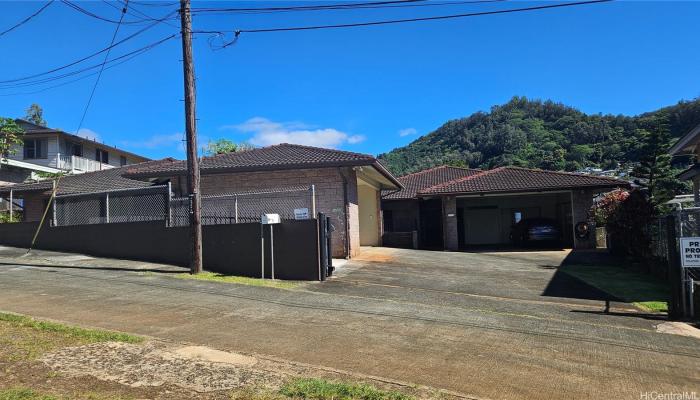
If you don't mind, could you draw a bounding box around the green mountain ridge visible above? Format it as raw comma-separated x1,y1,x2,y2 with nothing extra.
378,96,700,177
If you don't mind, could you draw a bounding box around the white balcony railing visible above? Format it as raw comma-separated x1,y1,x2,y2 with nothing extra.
56,154,115,173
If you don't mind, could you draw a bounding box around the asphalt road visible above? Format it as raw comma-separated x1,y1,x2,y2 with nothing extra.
0,246,697,399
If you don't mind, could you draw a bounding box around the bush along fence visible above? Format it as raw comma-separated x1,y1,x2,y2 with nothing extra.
596,189,698,319
0,185,332,281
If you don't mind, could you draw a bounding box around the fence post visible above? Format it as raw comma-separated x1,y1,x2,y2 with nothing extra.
8,189,12,223
105,192,110,224
666,215,684,319
52,196,57,227
166,182,172,227
311,185,316,218
235,195,238,224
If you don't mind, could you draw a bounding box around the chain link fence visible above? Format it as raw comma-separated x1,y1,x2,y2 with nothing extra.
650,209,700,318
52,184,317,228
169,185,316,227
53,185,170,227
676,208,700,283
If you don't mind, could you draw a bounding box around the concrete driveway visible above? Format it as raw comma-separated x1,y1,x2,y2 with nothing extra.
0,245,697,399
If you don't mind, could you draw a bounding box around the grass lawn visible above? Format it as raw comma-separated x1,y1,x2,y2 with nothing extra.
173,271,301,289
560,264,670,312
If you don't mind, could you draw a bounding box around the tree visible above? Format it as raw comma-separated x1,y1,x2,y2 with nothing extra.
631,114,685,210
0,117,24,169
24,104,47,127
204,139,255,155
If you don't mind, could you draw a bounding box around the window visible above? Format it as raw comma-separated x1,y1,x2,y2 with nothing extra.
513,210,523,224
23,138,47,159
95,148,109,164
65,141,82,157
120,156,127,166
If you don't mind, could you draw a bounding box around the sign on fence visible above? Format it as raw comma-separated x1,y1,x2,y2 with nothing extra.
679,237,700,267
294,208,310,220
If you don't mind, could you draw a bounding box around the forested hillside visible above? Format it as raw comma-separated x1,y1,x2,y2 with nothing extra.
378,97,700,176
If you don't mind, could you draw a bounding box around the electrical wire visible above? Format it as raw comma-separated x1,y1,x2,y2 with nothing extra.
0,0,54,38
75,0,129,134
0,10,177,85
62,0,177,25
192,0,508,15
0,34,177,89
191,0,425,13
197,0,612,37
0,38,174,96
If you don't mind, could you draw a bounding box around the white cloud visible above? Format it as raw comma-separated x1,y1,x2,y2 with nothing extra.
76,128,100,141
398,128,417,137
225,117,365,149
120,133,183,150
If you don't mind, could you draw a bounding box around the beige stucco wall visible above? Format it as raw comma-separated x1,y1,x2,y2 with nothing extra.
358,180,380,246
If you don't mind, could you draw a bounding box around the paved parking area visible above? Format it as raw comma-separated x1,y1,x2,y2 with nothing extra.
0,246,697,399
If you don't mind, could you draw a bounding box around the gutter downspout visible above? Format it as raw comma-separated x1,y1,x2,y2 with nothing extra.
339,167,351,259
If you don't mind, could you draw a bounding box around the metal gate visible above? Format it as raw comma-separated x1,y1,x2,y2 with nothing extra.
318,213,334,280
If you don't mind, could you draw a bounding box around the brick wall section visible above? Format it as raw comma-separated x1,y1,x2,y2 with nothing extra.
171,167,359,258
571,188,596,249
443,195,459,251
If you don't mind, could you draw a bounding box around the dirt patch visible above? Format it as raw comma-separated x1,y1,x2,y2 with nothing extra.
41,341,287,393
656,321,700,339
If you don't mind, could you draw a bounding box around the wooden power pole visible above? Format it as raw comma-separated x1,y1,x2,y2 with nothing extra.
179,0,203,274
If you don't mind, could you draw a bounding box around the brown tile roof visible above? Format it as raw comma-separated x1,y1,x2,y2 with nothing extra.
125,143,402,187
383,166,481,200
0,159,175,196
419,166,630,195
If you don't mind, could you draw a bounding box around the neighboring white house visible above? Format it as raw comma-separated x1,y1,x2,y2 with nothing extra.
1,119,149,186
669,122,700,205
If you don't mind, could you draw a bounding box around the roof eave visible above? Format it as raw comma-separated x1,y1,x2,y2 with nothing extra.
417,183,631,197
670,123,700,155
126,159,402,184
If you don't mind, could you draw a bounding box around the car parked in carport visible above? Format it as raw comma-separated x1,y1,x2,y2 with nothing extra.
510,217,561,246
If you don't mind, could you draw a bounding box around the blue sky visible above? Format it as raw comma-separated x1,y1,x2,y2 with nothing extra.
0,1,699,160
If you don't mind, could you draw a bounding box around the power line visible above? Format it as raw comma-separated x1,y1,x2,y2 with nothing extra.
191,0,425,13
62,0,177,25
0,38,173,97
0,10,177,85
0,0,54,38
0,34,177,90
192,0,507,15
129,0,179,7
75,0,131,134
198,0,612,36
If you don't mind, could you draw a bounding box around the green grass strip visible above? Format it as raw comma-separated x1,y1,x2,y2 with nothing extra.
561,264,669,312
173,271,300,289
0,388,59,400
0,313,142,344
280,378,414,400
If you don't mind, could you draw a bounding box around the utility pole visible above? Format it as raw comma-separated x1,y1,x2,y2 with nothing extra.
179,0,202,274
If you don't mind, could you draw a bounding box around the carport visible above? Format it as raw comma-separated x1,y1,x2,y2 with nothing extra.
382,166,629,251
456,191,573,248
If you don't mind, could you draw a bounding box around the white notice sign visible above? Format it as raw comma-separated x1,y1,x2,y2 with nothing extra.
680,237,700,268
294,208,310,220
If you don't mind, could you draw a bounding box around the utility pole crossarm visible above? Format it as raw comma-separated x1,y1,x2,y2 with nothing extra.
179,0,203,274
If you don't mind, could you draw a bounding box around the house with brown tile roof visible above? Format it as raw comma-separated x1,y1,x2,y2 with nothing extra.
2,144,401,258
125,143,402,258
382,165,629,250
